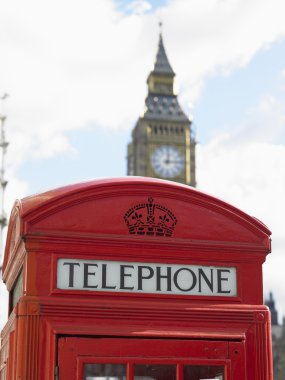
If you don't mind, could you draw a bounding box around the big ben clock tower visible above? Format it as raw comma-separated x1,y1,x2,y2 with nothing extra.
127,30,196,187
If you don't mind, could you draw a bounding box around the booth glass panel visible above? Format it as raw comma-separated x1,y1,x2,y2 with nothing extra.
134,364,176,380
184,365,224,380
83,363,126,380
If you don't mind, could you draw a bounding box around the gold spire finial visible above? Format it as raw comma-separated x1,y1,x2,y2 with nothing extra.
159,21,163,35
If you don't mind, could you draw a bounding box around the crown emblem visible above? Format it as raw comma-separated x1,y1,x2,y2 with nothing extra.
124,197,177,237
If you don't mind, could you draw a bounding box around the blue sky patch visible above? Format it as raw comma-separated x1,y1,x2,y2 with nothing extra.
115,0,169,14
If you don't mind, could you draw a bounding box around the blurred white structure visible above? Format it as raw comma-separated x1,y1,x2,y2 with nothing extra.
0,93,8,262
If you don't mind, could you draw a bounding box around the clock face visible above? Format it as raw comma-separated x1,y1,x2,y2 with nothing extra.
151,145,184,178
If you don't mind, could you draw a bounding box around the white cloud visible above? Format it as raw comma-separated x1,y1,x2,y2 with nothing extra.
198,139,285,230
126,0,152,15
197,93,285,320
158,0,285,101
1,0,285,142
198,138,285,319
206,95,285,147
1,0,285,185
197,92,285,231
2,0,285,208
0,283,8,330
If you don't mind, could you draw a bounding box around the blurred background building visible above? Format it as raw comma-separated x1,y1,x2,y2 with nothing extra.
127,31,196,187
266,293,285,379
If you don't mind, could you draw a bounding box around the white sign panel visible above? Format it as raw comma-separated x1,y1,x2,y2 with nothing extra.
57,259,237,297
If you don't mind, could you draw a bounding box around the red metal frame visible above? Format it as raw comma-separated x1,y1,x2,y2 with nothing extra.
58,337,236,379
0,178,273,380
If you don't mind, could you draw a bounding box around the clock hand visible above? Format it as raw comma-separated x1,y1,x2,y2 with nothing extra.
166,147,170,162
164,157,183,164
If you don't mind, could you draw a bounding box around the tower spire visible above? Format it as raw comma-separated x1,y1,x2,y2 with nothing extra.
152,25,175,76
147,28,175,96
159,21,163,36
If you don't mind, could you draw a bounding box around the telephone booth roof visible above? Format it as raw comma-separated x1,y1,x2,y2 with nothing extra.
2,177,271,276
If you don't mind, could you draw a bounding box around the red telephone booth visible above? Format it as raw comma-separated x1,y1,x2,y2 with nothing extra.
0,177,273,379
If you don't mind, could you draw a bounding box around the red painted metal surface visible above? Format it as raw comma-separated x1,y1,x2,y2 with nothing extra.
58,337,243,379
0,178,273,379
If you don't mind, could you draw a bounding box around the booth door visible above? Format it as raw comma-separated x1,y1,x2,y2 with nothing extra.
58,337,244,380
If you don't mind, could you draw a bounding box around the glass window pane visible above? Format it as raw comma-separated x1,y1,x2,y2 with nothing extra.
134,364,176,380
184,365,224,380
84,363,126,380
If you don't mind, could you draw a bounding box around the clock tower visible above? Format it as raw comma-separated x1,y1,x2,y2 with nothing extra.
127,31,196,186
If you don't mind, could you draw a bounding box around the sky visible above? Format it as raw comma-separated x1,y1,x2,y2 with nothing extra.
0,0,285,327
